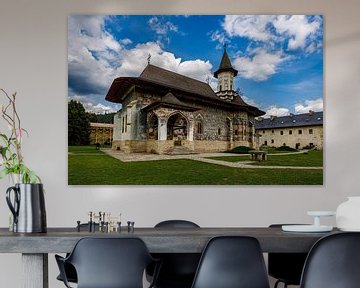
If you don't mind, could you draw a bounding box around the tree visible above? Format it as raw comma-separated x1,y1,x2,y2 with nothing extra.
68,100,90,145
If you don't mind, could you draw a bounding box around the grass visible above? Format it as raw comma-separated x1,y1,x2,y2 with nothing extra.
263,147,298,154
68,146,323,185
206,150,323,167
251,150,323,167
206,155,250,162
68,145,105,154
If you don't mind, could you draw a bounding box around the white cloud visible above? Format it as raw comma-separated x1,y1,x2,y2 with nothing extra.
119,38,132,46
221,15,322,52
68,16,124,95
233,49,290,81
241,95,259,107
117,42,214,83
147,16,181,45
295,98,323,114
148,16,179,35
209,30,229,45
69,95,119,114
222,15,275,41
68,16,213,98
273,15,321,50
265,106,290,117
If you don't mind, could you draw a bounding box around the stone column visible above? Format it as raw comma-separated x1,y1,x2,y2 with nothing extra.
188,120,194,141
228,118,234,149
158,117,167,140
252,123,256,148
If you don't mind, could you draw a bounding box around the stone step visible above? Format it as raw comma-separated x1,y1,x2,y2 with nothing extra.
165,146,197,155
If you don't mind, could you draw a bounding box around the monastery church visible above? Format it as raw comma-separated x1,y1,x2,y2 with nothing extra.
105,49,265,154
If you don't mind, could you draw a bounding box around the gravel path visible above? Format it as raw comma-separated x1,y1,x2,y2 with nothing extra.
101,149,323,170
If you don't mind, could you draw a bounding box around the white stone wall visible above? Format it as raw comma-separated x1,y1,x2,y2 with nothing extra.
257,125,323,149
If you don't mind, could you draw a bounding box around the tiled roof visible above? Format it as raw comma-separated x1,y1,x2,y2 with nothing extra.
214,49,238,78
139,64,217,99
105,64,264,116
255,111,323,129
142,92,199,112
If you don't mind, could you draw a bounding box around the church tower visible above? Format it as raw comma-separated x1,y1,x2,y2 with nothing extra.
214,47,238,101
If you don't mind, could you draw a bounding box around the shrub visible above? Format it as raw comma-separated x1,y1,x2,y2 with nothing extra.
275,145,298,152
227,146,253,154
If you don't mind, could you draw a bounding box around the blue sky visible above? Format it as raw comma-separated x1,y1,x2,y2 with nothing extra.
68,15,323,116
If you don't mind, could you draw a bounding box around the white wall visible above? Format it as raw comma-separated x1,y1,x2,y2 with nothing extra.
0,0,360,287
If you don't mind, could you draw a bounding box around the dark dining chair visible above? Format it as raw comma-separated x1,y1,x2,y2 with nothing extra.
55,237,161,288
147,220,201,288
56,223,99,284
268,224,308,288
191,236,270,288
300,232,360,288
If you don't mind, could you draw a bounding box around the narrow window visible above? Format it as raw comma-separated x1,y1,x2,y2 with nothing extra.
125,115,128,132
298,129,302,135
218,128,221,135
280,131,284,135
271,139,274,144
234,130,238,136
263,130,265,134
264,141,268,145
289,130,292,135
122,117,125,133
309,129,313,134
197,122,203,134
272,130,274,134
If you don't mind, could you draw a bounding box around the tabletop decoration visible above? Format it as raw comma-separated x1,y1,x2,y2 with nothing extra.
0,88,46,233
336,197,360,231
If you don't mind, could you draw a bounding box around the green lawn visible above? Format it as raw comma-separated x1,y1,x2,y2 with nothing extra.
206,155,250,162
68,146,323,185
207,150,323,167
251,150,323,167
68,145,105,154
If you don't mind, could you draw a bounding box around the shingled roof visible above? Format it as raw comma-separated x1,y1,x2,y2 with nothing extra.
255,111,323,129
214,49,238,78
142,92,199,112
139,64,216,99
105,64,264,116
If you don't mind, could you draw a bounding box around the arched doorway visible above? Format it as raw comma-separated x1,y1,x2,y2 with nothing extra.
167,113,188,144
148,114,158,140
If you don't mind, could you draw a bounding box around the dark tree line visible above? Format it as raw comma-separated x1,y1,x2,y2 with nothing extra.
87,112,115,124
68,100,90,145
68,100,117,146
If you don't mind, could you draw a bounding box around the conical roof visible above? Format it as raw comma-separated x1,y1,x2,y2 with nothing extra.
214,49,238,78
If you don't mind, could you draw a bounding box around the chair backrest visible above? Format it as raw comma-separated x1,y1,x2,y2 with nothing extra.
300,232,360,288
66,237,154,288
191,236,270,288
268,224,308,285
152,220,201,287
155,220,200,228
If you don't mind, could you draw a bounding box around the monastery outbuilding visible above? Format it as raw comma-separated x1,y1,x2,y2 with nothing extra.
255,111,323,150
105,50,265,154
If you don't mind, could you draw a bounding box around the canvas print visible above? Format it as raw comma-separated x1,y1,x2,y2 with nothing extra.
68,15,323,185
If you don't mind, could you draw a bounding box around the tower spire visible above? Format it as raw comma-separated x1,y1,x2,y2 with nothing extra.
214,47,238,78
214,47,238,100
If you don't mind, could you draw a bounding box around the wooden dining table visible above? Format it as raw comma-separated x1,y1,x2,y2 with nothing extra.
0,226,339,288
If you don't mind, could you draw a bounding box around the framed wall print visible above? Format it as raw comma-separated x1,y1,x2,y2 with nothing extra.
68,15,323,185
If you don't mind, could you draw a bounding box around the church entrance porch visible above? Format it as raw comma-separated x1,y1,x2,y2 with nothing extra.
167,113,188,145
